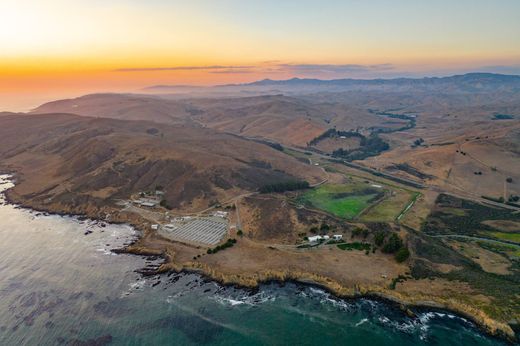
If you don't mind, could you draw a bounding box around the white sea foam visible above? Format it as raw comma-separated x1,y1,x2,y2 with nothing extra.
213,291,276,307
355,318,369,327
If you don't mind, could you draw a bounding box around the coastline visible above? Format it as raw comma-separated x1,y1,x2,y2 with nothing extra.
1,177,517,343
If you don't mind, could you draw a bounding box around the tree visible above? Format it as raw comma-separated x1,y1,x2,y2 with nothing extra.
506,177,513,183
320,223,330,231
160,199,172,210
382,233,403,254
395,247,410,262
374,231,386,246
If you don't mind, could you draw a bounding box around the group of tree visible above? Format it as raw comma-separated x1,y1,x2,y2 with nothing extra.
332,134,390,161
412,138,424,147
308,129,365,146
207,238,237,254
259,180,310,193
380,233,410,263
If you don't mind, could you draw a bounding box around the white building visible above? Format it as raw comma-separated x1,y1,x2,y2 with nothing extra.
333,234,343,240
308,235,322,243
163,224,177,231
140,201,157,207
151,224,159,230
134,198,159,207
213,211,228,218
322,235,330,240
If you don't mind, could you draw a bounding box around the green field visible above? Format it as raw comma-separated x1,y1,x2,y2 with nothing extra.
489,231,520,244
298,183,383,219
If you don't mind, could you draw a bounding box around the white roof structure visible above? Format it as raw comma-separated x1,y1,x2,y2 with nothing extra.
308,235,322,242
164,224,177,231
333,234,343,240
213,211,228,218
140,202,157,207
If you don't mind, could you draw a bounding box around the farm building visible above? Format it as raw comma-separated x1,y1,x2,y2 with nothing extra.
333,234,343,240
308,235,322,242
213,211,228,218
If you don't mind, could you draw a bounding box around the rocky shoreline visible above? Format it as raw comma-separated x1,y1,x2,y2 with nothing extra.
2,177,517,343
148,256,517,343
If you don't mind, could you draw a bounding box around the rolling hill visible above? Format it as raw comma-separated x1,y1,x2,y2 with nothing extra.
0,113,325,213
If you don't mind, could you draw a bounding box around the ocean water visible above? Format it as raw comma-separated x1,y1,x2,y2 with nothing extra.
0,175,507,345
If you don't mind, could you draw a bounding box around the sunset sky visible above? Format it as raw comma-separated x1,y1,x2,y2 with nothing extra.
1,0,520,111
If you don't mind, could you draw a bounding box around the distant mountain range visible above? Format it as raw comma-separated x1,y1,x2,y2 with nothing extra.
144,73,520,94
237,73,520,86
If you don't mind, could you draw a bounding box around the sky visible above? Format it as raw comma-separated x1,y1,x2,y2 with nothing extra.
1,0,520,110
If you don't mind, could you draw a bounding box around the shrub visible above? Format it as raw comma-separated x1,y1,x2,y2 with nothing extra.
374,231,386,246
237,229,243,236
395,247,410,262
320,223,330,231
160,199,172,210
351,227,364,238
382,233,403,254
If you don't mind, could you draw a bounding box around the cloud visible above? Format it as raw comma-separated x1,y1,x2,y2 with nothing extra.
209,69,254,74
114,65,254,72
113,62,396,77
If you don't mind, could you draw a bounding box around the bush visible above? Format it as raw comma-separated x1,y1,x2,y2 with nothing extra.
395,247,410,262
351,227,364,238
160,199,172,210
382,233,403,254
237,229,243,236
320,223,330,231
374,231,386,246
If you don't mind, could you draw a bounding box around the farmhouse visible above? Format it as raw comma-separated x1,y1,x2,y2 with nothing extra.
333,234,343,240
133,198,159,207
308,235,322,242
213,211,228,218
